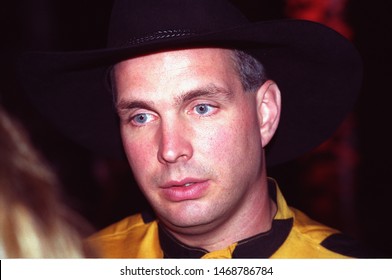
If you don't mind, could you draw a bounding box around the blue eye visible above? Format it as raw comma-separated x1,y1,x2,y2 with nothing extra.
132,113,153,125
194,104,213,115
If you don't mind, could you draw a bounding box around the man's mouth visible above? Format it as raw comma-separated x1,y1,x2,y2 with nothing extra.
160,179,209,202
161,178,202,188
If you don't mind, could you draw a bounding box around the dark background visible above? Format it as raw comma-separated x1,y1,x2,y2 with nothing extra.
1,0,391,257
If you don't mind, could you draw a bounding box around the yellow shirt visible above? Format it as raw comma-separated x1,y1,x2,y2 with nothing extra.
87,180,360,258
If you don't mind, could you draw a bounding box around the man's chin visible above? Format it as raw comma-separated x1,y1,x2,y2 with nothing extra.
158,212,217,235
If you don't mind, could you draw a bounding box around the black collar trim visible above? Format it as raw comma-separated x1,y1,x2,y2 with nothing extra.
159,218,292,258
232,218,292,258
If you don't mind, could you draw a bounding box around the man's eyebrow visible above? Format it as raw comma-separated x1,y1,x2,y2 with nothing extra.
175,84,233,106
116,99,155,112
115,84,232,112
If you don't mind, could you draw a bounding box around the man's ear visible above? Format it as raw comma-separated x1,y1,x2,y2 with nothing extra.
256,80,281,148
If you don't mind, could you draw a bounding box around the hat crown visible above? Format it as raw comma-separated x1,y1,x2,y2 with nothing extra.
108,0,249,48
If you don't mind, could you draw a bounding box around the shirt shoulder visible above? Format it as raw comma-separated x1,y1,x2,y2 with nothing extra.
86,213,162,258
273,207,364,258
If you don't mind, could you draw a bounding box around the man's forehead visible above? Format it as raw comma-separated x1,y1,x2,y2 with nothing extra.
112,47,240,96
112,48,243,105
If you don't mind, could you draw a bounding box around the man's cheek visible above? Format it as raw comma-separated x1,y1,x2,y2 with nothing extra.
125,140,156,168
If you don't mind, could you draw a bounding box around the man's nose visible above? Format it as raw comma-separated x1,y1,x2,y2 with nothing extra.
157,121,193,164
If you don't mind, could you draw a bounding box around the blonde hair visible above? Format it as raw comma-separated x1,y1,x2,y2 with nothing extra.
0,106,90,258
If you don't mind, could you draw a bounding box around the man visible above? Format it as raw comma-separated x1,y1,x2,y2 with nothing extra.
19,0,363,258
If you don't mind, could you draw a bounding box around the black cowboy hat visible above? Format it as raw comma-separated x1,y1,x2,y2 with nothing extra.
18,0,362,166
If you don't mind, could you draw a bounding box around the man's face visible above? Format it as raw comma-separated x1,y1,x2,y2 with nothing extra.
114,48,265,233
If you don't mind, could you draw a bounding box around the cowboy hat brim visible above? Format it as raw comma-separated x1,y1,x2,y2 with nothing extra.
18,19,362,166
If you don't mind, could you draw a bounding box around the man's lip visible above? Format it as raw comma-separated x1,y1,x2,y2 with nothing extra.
160,179,210,202
160,178,207,188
